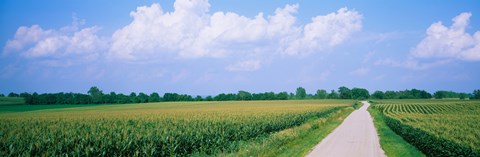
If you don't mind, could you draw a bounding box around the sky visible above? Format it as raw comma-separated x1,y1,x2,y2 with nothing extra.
1,0,480,95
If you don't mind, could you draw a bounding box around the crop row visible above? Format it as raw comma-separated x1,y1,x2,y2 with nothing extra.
373,102,480,156
0,101,347,156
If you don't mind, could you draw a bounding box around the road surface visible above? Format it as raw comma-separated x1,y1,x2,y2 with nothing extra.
306,101,385,157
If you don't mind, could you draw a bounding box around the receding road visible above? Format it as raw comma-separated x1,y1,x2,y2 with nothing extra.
306,101,385,157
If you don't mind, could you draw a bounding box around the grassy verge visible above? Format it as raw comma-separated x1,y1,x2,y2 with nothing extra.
226,107,354,157
368,106,425,157
0,97,24,106
353,101,364,109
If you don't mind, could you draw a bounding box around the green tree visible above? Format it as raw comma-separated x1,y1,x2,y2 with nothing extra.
472,89,480,99
327,90,339,99
88,86,104,104
296,87,307,99
351,88,370,100
108,92,117,103
148,92,161,102
384,91,397,99
371,91,385,99
338,86,351,99
138,92,149,103
194,96,203,101
433,91,447,99
237,91,252,100
459,93,468,100
276,92,289,100
315,89,327,99
8,92,19,97
130,92,140,103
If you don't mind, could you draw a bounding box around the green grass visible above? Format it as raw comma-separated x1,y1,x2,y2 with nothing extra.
0,100,355,156
0,97,25,105
230,107,354,157
368,106,425,157
0,104,100,113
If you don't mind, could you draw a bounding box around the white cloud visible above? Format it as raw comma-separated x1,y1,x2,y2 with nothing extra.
285,7,362,55
108,1,362,61
3,18,106,59
3,0,363,72
412,12,480,61
226,60,261,72
109,1,210,60
349,67,369,76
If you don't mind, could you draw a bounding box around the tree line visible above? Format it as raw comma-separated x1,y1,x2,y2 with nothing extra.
2,87,480,105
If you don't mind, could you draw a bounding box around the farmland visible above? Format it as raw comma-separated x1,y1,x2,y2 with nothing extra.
0,97,25,106
371,100,480,156
0,100,354,156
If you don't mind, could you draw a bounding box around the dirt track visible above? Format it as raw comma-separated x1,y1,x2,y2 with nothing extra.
306,101,385,157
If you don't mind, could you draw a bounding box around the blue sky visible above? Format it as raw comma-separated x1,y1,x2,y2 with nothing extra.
1,0,480,95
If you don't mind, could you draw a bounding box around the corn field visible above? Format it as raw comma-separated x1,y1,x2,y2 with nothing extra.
372,100,480,156
0,100,351,156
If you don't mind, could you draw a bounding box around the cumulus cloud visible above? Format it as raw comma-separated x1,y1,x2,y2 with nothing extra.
412,12,480,61
225,60,261,72
3,0,363,71
109,0,362,61
3,18,106,59
285,8,362,55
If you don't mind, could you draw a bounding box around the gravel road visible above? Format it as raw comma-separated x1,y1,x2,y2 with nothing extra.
306,101,385,157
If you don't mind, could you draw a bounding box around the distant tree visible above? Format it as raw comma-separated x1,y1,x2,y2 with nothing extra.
8,92,19,97
88,86,104,104
338,86,351,99
0,94,4,97
138,92,149,103
351,88,370,100
194,95,203,101
117,94,129,104
237,91,252,100
433,91,447,99
371,91,385,99
327,90,339,99
276,92,289,100
265,92,276,100
472,90,480,99
64,92,75,104
296,87,307,99
205,96,213,101
214,93,226,101
384,91,397,99
55,92,66,104
418,90,432,99
459,93,468,100
288,93,295,99
20,92,33,104
148,92,161,102
315,89,328,99
107,92,117,103
163,93,194,101
163,93,176,101
130,92,140,103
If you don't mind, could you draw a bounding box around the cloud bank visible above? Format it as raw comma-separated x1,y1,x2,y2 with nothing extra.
412,12,480,61
3,18,106,59
3,0,362,71
109,0,362,61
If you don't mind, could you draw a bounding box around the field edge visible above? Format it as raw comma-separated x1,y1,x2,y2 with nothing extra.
227,106,355,157
367,105,425,157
